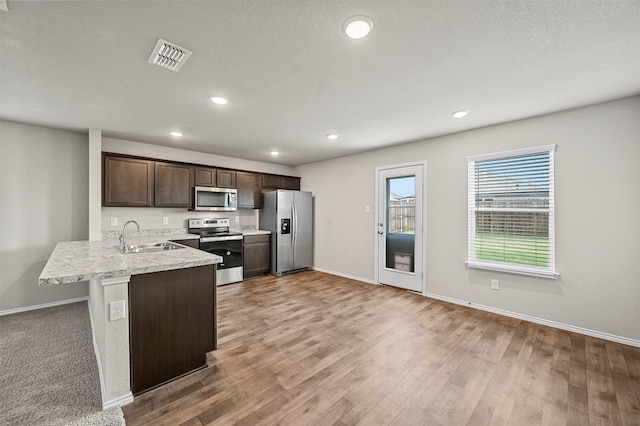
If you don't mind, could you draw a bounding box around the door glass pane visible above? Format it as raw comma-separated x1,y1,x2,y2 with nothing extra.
385,176,415,272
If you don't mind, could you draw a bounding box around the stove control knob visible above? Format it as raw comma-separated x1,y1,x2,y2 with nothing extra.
226,251,231,256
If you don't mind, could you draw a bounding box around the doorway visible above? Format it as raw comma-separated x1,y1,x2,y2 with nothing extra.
376,162,425,292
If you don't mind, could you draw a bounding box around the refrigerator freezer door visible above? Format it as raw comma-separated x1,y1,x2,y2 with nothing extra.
293,191,313,270
276,190,294,274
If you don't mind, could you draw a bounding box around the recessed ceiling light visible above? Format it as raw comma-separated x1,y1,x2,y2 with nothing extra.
326,134,339,140
170,131,183,137
452,110,469,118
270,151,280,156
209,95,228,105
343,16,374,39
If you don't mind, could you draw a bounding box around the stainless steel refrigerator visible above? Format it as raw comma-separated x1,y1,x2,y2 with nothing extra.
260,190,313,276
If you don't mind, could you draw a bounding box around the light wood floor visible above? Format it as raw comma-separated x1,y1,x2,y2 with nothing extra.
123,271,640,425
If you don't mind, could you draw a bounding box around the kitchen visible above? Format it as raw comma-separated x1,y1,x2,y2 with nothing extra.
35,144,315,408
1,1,640,425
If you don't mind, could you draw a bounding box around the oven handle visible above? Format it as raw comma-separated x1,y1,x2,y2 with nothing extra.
201,235,244,243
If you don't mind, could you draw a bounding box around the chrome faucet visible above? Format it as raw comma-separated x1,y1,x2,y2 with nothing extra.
119,220,140,253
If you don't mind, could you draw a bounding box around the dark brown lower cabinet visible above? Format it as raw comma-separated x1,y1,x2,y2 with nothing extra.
243,234,270,279
129,265,216,395
170,238,200,249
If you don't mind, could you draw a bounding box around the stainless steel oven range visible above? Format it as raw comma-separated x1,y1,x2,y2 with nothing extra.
188,218,243,286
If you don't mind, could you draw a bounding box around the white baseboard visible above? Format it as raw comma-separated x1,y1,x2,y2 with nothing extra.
425,292,640,348
0,296,89,316
312,267,377,285
103,392,134,410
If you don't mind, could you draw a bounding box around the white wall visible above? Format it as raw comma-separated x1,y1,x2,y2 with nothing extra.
100,137,297,234
297,97,640,342
0,121,89,312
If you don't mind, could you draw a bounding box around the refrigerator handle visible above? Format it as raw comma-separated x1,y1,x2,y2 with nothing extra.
292,203,296,247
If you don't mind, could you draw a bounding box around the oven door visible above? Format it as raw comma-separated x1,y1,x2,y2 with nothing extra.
200,236,243,285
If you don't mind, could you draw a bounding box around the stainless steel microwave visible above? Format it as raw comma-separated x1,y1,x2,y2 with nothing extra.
193,186,237,211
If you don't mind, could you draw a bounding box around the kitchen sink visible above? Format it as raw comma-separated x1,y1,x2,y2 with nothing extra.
120,241,185,254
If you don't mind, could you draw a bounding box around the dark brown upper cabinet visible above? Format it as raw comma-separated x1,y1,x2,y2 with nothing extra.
237,171,263,209
195,167,235,188
262,174,282,189
194,167,216,187
103,152,300,209
262,174,300,191
154,162,193,207
281,176,301,190
103,155,154,207
216,169,237,188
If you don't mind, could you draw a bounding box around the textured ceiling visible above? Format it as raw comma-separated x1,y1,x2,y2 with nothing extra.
1,0,639,166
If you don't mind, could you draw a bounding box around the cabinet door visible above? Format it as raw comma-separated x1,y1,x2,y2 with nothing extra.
103,155,154,207
237,172,263,209
194,167,216,187
129,265,215,395
155,162,193,207
262,174,282,189
216,170,237,188
243,234,270,278
281,176,301,190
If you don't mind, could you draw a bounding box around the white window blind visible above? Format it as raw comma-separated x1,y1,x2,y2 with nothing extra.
467,145,558,279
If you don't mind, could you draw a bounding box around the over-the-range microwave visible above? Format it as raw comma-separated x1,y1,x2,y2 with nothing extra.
193,186,237,211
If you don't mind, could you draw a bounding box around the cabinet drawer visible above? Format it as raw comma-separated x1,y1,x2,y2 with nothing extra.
244,234,270,244
170,239,200,249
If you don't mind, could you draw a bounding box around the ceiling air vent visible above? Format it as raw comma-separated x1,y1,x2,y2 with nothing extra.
148,39,192,72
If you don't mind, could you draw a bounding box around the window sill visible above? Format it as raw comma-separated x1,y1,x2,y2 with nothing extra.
466,261,559,280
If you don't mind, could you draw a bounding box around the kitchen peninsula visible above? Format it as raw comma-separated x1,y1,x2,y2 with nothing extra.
39,234,221,409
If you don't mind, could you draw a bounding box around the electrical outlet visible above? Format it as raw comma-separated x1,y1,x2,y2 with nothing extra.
109,300,126,321
162,217,169,225
235,216,240,223
110,217,118,226
491,279,499,290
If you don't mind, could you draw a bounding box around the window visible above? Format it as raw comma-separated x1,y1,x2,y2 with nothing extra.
467,145,558,278
387,176,415,235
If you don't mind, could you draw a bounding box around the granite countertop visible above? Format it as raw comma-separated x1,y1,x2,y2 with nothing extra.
39,235,221,285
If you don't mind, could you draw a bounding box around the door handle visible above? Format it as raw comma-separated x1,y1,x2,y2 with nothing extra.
377,231,384,235
292,204,296,246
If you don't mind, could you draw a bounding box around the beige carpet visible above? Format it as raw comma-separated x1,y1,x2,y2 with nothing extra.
0,302,125,425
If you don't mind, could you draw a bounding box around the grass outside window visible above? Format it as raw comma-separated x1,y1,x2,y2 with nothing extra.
475,233,549,267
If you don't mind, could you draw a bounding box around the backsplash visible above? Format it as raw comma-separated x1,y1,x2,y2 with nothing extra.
101,207,259,233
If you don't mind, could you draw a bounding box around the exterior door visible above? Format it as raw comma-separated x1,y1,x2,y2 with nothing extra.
377,163,424,292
